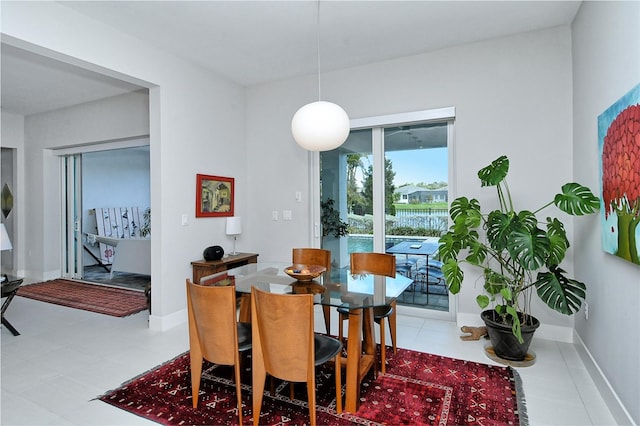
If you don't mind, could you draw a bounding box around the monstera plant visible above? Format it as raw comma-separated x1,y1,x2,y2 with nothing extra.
438,156,599,359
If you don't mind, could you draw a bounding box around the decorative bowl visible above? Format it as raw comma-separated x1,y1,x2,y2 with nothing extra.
283,264,326,281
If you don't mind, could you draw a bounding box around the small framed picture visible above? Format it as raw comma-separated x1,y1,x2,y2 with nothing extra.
196,174,234,217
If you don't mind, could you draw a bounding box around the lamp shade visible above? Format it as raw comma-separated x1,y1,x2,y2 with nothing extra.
291,101,350,151
1,223,12,251
225,216,242,236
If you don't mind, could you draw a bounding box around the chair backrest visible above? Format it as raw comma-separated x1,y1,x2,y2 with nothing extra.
350,252,396,277
186,279,238,365
251,287,315,383
292,248,331,275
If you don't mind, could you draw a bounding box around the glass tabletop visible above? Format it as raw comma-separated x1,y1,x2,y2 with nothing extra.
199,261,413,309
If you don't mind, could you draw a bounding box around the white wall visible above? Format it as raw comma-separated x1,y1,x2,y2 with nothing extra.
0,111,26,276
2,1,246,330
246,26,578,334
82,148,151,222
572,2,640,424
1,148,15,271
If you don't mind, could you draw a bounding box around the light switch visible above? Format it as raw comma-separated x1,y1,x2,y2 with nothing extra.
295,191,302,202
272,210,278,221
283,210,292,220
181,214,189,226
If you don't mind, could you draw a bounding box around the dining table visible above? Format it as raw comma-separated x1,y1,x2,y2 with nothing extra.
198,261,413,413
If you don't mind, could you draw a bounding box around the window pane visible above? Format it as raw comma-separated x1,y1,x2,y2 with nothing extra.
384,123,449,311
320,129,372,278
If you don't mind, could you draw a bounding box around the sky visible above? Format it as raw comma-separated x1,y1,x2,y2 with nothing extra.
354,147,448,187
386,147,448,186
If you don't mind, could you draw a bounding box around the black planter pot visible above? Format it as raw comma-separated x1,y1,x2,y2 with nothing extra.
481,309,540,361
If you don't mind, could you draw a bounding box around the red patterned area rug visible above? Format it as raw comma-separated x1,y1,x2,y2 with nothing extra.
17,279,147,317
99,348,527,425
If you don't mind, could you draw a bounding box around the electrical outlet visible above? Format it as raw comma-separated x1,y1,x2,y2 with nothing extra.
584,302,589,320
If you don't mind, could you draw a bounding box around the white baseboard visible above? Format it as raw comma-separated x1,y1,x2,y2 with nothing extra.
456,312,486,328
19,269,61,283
574,331,635,426
149,308,186,331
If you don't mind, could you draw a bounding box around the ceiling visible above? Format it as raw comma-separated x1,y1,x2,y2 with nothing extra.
1,1,581,116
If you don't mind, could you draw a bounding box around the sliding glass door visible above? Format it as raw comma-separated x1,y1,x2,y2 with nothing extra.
61,154,83,279
319,108,455,318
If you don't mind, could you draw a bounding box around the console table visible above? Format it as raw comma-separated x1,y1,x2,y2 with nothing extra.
1,275,23,336
191,252,259,283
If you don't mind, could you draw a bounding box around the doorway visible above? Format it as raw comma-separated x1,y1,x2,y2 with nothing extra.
61,145,151,292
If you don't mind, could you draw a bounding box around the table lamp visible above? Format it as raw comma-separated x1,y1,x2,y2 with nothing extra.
225,216,242,256
0,223,12,251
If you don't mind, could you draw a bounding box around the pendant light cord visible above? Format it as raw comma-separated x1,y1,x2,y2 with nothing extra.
316,0,322,101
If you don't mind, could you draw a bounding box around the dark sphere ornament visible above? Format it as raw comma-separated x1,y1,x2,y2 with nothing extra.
203,245,224,261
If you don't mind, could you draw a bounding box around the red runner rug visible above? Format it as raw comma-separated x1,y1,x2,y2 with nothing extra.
99,347,526,425
17,279,147,317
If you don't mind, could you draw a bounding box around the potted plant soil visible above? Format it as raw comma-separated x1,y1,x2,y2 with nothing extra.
438,156,599,361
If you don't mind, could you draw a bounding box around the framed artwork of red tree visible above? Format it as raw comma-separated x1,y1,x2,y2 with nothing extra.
598,83,640,265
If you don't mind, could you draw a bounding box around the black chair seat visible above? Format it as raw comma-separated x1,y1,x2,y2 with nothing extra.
337,304,393,321
373,305,393,321
313,334,342,366
237,322,252,352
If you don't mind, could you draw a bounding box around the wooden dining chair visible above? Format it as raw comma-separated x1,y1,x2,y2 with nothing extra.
337,252,397,375
186,279,252,423
292,247,332,334
251,287,342,426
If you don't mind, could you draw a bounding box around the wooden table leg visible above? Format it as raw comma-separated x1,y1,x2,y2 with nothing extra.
389,299,397,354
238,293,251,323
344,308,362,412
343,306,376,412
361,307,376,357
322,304,331,335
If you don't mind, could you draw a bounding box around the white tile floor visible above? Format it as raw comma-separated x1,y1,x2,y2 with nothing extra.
1,296,618,425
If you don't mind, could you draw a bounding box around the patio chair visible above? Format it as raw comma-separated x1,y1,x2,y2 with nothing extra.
415,265,446,302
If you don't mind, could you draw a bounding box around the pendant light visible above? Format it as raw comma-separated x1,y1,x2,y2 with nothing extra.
291,1,350,151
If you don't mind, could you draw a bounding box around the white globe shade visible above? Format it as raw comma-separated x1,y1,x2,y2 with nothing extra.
291,101,350,151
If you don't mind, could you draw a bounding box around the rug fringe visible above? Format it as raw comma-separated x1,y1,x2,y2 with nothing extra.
511,367,529,426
